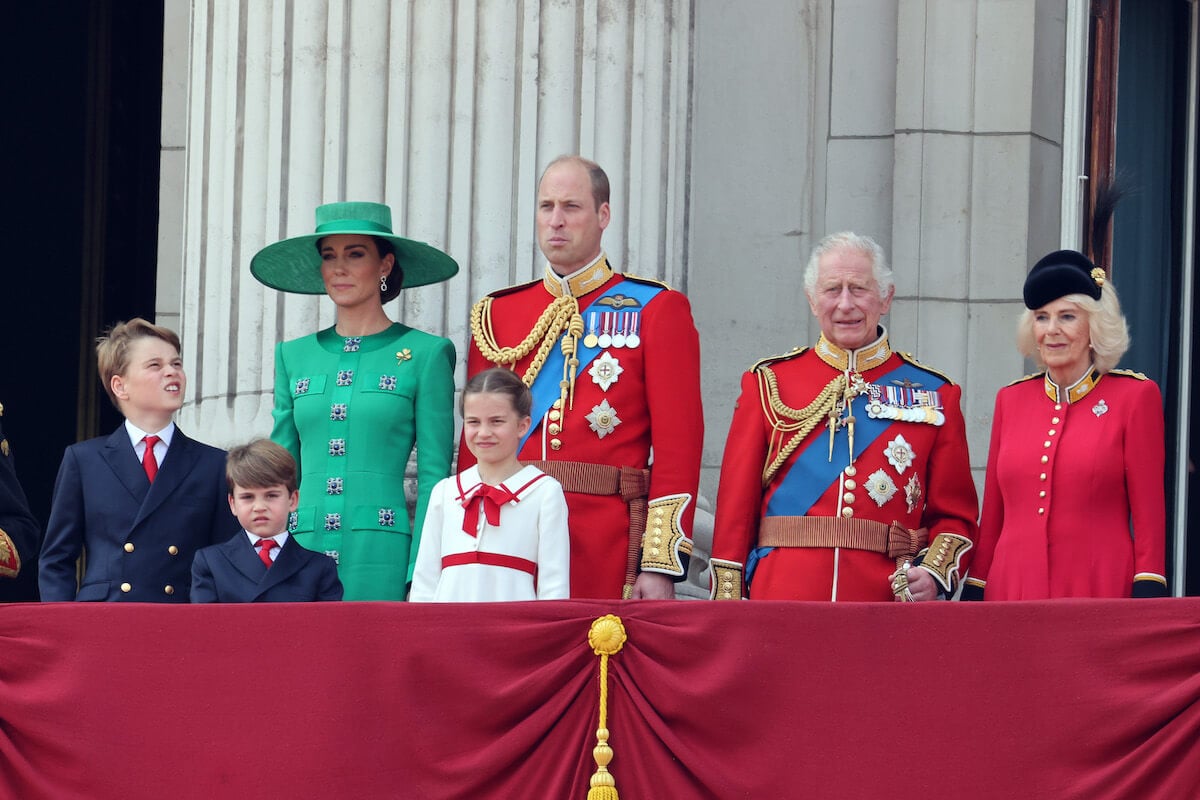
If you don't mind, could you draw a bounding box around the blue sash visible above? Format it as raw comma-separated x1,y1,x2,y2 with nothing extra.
747,360,946,584
520,279,664,450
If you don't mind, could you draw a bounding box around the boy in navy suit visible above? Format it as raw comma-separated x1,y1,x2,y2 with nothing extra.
191,439,342,602
39,319,240,602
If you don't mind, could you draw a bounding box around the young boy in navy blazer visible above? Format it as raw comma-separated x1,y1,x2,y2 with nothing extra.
191,439,342,603
39,319,240,602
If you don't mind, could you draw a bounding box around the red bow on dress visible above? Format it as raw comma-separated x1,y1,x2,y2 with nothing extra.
461,484,517,537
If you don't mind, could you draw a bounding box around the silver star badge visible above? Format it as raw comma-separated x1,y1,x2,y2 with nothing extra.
1092,399,1108,418
866,469,898,507
586,399,622,439
884,434,916,475
589,351,624,392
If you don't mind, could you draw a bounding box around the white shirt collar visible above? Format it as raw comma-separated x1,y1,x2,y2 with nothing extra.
245,531,290,549
124,419,176,450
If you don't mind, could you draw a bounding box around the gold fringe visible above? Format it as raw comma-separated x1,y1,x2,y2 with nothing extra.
587,615,627,800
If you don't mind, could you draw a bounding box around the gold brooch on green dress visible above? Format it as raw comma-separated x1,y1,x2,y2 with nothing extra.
396,348,412,364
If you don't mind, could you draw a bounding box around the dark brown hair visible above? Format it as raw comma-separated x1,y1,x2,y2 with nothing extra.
314,236,405,303
461,367,532,418
226,439,298,494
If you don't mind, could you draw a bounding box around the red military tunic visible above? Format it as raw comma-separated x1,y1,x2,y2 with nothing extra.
711,331,978,601
968,369,1167,599
464,255,703,598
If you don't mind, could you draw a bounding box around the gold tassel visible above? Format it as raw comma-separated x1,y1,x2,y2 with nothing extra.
587,615,627,800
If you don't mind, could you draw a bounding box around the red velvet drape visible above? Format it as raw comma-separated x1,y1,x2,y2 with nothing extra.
1,599,1198,799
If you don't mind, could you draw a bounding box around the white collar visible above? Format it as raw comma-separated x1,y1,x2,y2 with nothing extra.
125,420,176,449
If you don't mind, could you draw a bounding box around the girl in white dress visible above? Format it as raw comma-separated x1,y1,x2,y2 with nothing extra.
411,368,570,601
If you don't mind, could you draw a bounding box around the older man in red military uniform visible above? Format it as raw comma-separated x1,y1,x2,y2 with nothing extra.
463,155,703,599
711,232,977,601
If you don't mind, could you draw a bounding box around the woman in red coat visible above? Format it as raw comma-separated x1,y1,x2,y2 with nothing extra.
964,250,1168,600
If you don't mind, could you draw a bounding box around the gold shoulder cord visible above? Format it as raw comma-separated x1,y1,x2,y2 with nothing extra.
470,294,585,416
758,366,845,486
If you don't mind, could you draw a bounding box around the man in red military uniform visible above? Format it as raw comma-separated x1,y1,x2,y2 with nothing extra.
711,232,977,601
463,155,703,599
0,404,40,602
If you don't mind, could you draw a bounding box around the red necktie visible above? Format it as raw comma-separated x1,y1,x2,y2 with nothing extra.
461,484,517,537
142,435,160,483
256,538,277,568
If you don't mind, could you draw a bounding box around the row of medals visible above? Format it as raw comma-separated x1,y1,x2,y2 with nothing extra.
583,310,641,349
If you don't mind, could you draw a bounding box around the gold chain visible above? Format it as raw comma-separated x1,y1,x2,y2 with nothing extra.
757,366,846,486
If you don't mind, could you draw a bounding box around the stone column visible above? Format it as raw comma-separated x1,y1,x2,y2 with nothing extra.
166,0,693,447
888,0,1066,488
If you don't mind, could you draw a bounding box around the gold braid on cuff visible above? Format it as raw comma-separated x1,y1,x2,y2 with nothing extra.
0,528,20,579
916,533,972,592
640,494,693,577
709,558,744,600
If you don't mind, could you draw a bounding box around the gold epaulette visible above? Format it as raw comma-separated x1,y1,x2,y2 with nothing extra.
750,347,809,373
484,277,543,300
1109,368,1149,381
621,272,672,291
896,352,958,386
1006,372,1044,387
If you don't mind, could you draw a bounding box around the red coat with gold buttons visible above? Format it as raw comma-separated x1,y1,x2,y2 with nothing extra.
464,268,703,599
970,371,1166,599
712,336,978,601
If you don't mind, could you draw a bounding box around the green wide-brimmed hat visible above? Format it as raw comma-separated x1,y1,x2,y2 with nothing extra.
250,201,458,294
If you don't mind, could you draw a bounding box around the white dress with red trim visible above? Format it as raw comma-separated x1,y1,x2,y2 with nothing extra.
410,465,570,601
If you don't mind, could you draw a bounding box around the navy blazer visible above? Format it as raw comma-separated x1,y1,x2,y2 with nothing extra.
39,426,239,602
190,533,342,602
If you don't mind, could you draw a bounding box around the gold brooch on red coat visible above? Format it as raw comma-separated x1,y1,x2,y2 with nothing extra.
586,400,621,438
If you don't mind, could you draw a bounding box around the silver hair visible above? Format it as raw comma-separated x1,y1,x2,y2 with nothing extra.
803,232,894,300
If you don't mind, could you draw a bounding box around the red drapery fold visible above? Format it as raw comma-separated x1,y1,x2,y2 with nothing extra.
1,599,1197,799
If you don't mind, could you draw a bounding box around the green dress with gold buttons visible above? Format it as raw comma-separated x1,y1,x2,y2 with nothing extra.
270,323,455,600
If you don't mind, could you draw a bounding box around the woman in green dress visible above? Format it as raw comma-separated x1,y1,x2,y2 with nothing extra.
251,202,458,600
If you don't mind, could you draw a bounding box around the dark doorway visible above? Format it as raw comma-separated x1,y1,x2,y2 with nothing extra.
1108,0,1193,593
2,2,163,599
